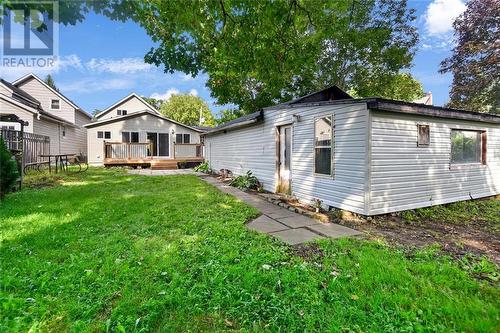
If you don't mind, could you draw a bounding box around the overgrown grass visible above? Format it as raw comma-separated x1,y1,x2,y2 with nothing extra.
401,198,500,227
1,168,499,332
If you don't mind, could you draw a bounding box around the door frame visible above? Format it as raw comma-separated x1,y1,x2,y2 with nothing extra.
146,132,171,158
275,124,293,194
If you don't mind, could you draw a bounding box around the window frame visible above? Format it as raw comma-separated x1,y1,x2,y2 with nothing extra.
450,129,486,166
183,133,191,144
50,99,60,110
313,114,334,177
104,131,111,139
122,131,139,143
97,131,103,139
417,124,430,147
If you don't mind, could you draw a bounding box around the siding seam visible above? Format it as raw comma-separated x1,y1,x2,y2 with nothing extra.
364,106,372,216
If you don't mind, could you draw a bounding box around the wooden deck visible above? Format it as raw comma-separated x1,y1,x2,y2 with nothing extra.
103,142,204,170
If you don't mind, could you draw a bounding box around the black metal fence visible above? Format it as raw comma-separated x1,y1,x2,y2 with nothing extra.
0,129,50,164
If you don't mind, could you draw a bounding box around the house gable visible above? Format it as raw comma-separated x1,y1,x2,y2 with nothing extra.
94,93,159,121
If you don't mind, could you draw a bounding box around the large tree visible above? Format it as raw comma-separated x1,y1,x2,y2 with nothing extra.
349,73,424,101
141,0,418,112
4,1,418,112
160,94,215,127
44,74,59,92
440,0,499,113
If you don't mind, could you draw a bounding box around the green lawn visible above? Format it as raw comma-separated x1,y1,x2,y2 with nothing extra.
1,168,498,332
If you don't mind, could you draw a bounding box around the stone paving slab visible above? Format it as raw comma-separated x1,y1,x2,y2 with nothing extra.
307,223,363,238
275,215,318,228
198,175,362,245
247,215,289,233
270,228,324,245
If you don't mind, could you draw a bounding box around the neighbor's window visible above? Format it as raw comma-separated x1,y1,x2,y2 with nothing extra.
122,131,130,142
451,130,485,164
104,131,111,139
51,99,60,110
175,133,191,143
97,131,103,139
122,131,139,143
117,109,127,116
417,124,430,147
62,126,66,137
314,116,333,175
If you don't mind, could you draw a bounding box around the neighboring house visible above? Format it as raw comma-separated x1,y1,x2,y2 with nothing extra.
0,73,91,156
204,86,500,216
84,93,205,168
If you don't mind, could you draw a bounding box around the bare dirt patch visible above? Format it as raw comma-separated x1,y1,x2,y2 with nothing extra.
337,215,500,266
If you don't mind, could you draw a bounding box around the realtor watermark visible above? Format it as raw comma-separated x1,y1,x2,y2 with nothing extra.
1,1,59,70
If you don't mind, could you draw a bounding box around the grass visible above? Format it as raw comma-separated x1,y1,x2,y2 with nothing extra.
401,198,500,226
1,168,499,332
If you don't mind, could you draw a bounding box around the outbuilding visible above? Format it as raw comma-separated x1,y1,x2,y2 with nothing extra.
204,86,500,216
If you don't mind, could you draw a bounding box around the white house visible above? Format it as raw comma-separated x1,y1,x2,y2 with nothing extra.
84,93,205,168
204,86,500,216
0,73,91,156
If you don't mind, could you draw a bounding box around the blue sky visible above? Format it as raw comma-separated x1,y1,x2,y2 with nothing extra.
0,0,467,115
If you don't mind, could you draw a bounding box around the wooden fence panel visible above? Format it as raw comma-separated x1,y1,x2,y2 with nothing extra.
0,129,50,164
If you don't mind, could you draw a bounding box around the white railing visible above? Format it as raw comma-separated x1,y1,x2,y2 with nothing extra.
174,143,203,159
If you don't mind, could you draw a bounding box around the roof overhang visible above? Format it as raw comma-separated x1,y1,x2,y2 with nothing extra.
94,93,160,119
84,110,204,132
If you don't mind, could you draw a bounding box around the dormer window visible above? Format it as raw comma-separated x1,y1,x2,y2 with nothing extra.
51,99,60,110
117,109,128,116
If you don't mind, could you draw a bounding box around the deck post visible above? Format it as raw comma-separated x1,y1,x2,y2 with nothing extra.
128,142,131,161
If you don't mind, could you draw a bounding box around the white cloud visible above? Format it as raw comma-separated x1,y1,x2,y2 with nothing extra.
62,78,134,94
180,73,195,81
424,0,466,36
189,88,198,96
85,57,153,74
150,88,180,100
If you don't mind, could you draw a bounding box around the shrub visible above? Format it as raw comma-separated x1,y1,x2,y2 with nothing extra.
194,161,210,173
0,137,19,199
230,170,260,191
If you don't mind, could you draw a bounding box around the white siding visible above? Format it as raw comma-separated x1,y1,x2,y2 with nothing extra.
206,104,369,215
16,77,76,123
32,118,60,154
368,110,500,215
86,114,201,165
96,96,154,121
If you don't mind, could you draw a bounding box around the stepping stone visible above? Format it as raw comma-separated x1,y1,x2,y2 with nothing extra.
307,223,362,238
276,215,317,228
246,215,289,233
266,209,297,219
271,228,324,245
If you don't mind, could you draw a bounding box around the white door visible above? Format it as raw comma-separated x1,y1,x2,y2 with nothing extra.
278,125,292,194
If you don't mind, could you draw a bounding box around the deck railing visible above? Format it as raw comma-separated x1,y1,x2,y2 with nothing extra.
173,143,203,159
104,142,152,160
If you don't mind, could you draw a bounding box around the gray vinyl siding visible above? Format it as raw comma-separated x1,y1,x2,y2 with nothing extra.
96,97,154,120
368,110,500,215
16,78,76,123
0,99,34,133
206,103,369,215
32,118,60,154
86,114,201,165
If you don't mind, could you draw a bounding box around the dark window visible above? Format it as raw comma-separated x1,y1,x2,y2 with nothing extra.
62,126,66,137
51,99,60,109
176,133,182,143
122,110,127,115
97,131,103,139
417,124,430,147
451,130,482,164
122,132,130,142
131,132,139,143
104,131,111,139
183,134,190,143
314,116,333,175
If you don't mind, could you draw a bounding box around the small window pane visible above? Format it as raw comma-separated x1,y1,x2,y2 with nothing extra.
117,110,121,116
122,110,127,115
104,131,111,139
451,130,481,164
176,134,182,143
51,99,60,109
183,134,190,143
97,131,103,139
417,125,430,146
314,116,333,175
122,132,130,143
131,132,139,143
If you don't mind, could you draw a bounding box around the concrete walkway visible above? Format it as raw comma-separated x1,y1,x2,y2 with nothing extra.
200,176,362,245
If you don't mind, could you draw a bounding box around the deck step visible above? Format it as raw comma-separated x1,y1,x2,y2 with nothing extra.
150,160,179,170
